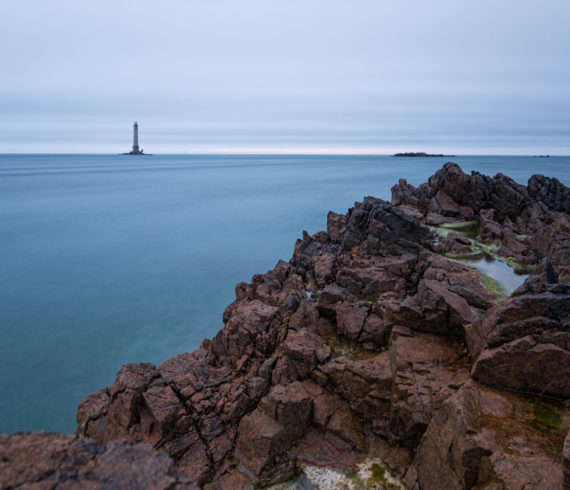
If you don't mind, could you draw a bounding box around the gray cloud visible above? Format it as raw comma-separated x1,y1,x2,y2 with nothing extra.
1,0,569,154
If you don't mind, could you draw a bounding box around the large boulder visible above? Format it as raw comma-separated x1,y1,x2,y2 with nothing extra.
388,327,469,447
406,381,567,489
466,281,570,398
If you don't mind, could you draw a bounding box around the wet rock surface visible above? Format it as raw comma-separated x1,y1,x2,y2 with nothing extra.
2,163,569,489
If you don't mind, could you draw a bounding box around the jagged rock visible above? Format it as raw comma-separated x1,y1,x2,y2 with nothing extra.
0,433,198,489
391,162,570,275
259,382,313,440
236,383,312,476
209,299,280,368
471,335,570,398
322,354,392,422
271,329,331,384
466,279,570,397
435,230,473,255
416,278,479,336
388,327,469,447
52,164,570,489
406,381,566,490
528,174,570,213
335,301,371,340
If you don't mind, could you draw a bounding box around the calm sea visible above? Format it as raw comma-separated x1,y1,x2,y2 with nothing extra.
1,154,569,434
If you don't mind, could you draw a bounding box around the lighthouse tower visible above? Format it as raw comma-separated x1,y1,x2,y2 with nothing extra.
132,122,140,153
128,122,144,155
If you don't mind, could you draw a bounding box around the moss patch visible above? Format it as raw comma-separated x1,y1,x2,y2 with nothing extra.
533,400,562,431
502,256,537,275
477,390,569,460
478,242,499,255
310,289,322,299
366,463,400,489
481,274,507,303
440,220,478,230
440,221,479,237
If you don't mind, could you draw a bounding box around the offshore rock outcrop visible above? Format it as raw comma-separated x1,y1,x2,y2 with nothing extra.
2,163,569,489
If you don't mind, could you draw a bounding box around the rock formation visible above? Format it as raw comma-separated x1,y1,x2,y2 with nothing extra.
2,163,569,489
0,432,198,489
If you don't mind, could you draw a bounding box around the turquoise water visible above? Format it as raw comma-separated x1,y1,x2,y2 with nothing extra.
1,154,569,434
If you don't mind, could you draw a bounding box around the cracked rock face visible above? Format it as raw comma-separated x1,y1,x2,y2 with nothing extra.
75,164,570,489
2,163,569,489
0,432,199,489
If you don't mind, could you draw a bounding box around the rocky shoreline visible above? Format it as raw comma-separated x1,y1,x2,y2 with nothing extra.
1,163,569,489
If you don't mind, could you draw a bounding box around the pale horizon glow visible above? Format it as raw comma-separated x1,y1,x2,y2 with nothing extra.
1,0,569,155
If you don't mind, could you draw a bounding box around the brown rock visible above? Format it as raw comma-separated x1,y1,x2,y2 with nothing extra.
271,329,330,384
388,328,469,447
259,382,313,439
471,335,570,398
0,433,198,489
336,301,370,340
209,299,279,367
327,210,346,242
409,381,566,490
314,254,336,286
320,353,392,437
60,163,568,488
466,286,570,397
235,409,287,476
416,278,479,336
76,388,109,440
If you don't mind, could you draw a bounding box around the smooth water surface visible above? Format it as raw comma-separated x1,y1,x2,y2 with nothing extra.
1,154,569,433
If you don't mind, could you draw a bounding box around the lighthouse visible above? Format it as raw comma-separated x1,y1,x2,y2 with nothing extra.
127,122,144,155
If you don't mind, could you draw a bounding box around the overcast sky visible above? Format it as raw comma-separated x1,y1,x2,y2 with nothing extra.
1,0,569,154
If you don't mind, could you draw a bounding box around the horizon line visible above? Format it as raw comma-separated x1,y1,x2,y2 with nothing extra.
0,151,567,157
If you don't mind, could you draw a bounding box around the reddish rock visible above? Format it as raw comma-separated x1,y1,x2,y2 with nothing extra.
314,253,336,286
471,335,570,398
259,383,313,438
289,429,364,469
416,278,479,335
327,210,346,242
360,311,391,347
235,409,287,476
335,301,371,340
435,230,473,255
0,433,198,489
209,300,280,367
388,327,469,447
407,382,566,490
271,328,330,383
318,353,392,438
76,387,109,440
62,164,570,488
466,282,570,398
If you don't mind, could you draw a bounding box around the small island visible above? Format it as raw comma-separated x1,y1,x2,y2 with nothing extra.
393,152,455,157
